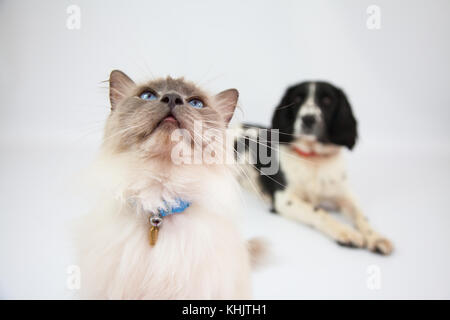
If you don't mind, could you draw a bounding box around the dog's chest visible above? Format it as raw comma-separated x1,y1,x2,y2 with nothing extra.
279,146,347,202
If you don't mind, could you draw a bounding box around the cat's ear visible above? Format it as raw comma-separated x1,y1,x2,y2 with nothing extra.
109,70,135,110
215,89,239,124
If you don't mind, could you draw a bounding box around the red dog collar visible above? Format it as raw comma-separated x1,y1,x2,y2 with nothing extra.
292,146,317,157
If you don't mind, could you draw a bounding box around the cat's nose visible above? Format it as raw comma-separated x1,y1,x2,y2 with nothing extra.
161,93,183,109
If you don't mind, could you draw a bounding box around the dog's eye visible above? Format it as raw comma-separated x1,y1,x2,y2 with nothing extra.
294,95,304,103
321,96,332,105
139,91,157,101
188,98,204,109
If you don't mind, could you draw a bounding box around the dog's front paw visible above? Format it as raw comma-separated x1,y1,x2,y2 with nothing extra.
335,227,365,248
366,234,394,255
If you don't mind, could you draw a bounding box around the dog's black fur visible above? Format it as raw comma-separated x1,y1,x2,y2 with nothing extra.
272,81,357,148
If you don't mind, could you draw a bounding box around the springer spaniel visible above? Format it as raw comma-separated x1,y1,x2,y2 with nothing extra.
235,81,393,255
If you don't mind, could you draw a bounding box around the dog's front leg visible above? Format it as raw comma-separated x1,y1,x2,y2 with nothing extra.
336,192,393,255
274,189,365,248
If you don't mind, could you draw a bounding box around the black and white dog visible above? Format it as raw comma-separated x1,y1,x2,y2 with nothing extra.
235,81,393,255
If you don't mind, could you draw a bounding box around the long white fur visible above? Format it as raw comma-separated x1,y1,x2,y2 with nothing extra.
75,150,252,299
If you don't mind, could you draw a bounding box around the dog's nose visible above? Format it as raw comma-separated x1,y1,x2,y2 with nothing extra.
161,93,183,109
301,115,316,128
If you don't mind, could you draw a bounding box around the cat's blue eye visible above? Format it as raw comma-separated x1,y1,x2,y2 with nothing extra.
188,99,204,109
140,91,157,101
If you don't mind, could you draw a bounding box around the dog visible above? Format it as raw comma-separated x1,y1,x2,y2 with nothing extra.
235,81,393,255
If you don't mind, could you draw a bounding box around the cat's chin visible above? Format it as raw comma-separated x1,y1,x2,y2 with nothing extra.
138,122,181,158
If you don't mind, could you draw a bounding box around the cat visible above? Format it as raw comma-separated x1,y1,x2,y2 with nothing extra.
75,70,262,299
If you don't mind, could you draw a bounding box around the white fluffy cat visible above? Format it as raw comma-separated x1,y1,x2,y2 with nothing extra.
75,70,260,299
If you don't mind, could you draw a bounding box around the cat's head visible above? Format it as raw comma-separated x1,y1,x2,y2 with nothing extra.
103,70,238,160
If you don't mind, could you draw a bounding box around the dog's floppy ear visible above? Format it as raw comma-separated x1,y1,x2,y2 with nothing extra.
328,88,358,150
271,85,298,143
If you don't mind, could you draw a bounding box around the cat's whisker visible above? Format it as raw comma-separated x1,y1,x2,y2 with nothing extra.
232,162,266,201
233,146,289,190
273,101,297,111
101,123,149,144
236,135,314,164
183,124,275,199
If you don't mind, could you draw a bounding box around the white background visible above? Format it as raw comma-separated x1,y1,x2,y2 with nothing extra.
1,0,449,299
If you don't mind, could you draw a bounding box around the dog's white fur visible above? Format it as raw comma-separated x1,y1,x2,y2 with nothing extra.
276,140,392,254
75,149,252,299
235,129,393,254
